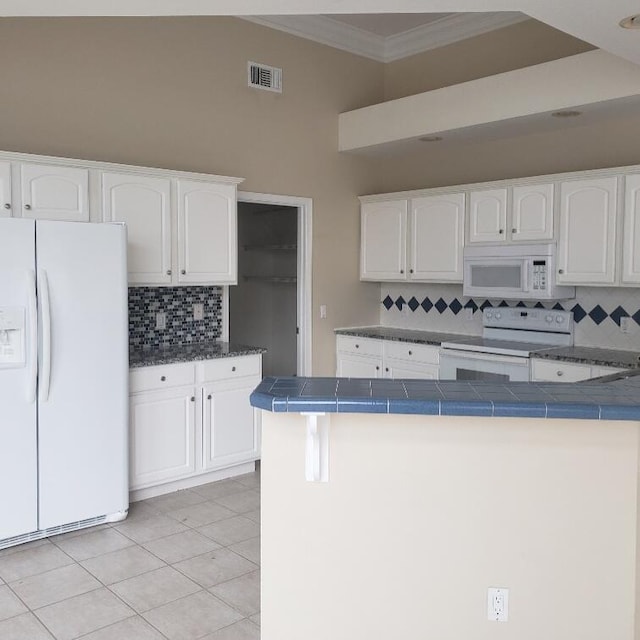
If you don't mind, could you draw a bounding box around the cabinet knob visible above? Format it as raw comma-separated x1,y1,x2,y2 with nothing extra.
512,228,517,234
375,366,380,371
181,269,186,275
385,367,389,372
499,229,504,234
400,269,404,274
355,344,359,349
409,269,414,274
558,269,564,274
160,376,166,382
207,394,212,400
24,204,32,210
232,366,236,372
408,350,412,356
556,371,564,377
3,203,10,209
166,269,172,276
190,396,195,402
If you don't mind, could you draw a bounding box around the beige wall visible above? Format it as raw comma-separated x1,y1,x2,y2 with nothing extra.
0,16,384,375
262,411,640,640
383,18,594,101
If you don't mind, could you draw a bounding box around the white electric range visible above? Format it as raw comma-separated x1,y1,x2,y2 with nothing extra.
439,308,574,382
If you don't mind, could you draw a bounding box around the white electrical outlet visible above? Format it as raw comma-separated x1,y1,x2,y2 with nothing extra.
193,303,204,321
320,305,327,319
156,312,166,331
620,316,631,333
466,307,474,321
487,587,509,622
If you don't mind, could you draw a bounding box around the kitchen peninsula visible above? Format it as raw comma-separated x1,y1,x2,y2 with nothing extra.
252,374,640,640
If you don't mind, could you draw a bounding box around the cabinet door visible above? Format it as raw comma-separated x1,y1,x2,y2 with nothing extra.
178,180,237,284
622,174,640,284
129,386,196,490
410,193,464,281
558,177,617,284
530,359,593,382
511,183,554,241
102,172,172,285
337,354,382,378
20,163,89,222
384,359,438,380
202,379,260,470
0,161,11,218
360,200,407,281
468,188,508,243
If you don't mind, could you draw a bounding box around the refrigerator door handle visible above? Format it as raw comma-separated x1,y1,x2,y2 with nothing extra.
38,269,52,403
26,269,38,404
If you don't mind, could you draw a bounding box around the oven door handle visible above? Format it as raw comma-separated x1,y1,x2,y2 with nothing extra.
440,350,529,366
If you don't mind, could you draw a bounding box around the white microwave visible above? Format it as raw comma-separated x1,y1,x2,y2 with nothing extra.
463,243,575,300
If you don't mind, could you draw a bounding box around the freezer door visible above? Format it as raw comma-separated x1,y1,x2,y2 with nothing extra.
36,221,129,529
0,219,38,540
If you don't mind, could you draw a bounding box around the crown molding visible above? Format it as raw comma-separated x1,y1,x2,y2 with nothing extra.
243,12,529,63
384,12,529,62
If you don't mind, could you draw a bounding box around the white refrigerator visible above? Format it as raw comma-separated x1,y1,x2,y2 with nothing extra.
0,218,129,548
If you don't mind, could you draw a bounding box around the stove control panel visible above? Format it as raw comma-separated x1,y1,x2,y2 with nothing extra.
484,308,573,334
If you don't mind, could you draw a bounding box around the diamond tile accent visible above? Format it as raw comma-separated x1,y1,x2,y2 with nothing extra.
434,298,448,313
571,303,587,323
421,297,433,313
534,302,545,308
610,306,628,327
394,296,406,310
589,304,608,325
552,303,565,311
463,299,478,313
408,296,420,312
633,309,640,326
498,300,509,308
449,298,462,315
382,295,394,311
479,300,493,311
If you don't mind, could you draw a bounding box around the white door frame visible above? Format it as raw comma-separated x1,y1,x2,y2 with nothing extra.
222,191,313,377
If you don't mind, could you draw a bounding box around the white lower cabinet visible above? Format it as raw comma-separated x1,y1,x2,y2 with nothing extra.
129,354,261,492
336,335,439,379
530,359,624,382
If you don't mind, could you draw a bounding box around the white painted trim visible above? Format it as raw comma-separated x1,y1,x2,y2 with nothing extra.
358,161,640,203
0,149,244,186
243,12,528,63
384,12,528,62
220,285,230,342
236,191,313,377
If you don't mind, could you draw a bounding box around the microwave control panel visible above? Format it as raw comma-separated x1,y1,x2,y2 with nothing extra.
532,260,547,291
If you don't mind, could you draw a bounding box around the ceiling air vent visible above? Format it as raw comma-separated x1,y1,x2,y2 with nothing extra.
248,61,282,93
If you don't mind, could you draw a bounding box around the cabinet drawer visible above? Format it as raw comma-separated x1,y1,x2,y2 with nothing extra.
383,341,439,365
130,363,196,393
336,335,383,358
530,359,592,382
200,355,262,382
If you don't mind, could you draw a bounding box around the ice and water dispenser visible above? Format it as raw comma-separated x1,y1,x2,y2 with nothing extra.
0,308,25,367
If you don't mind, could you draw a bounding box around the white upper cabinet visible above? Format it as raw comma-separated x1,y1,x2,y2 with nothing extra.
511,183,554,241
410,193,464,282
360,199,407,281
20,163,89,222
102,172,172,285
623,174,640,285
468,188,508,243
557,177,618,285
177,180,237,285
0,162,10,217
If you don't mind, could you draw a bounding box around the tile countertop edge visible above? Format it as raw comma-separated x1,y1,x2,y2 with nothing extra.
129,342,267,369
250,377,640,422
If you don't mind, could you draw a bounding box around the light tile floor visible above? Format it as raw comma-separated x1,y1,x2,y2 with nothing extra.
0,471,261,640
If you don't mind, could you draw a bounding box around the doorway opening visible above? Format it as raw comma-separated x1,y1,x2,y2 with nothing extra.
228,193,312,377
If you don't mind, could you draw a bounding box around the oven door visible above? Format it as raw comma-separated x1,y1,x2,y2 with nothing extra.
439,350,530,382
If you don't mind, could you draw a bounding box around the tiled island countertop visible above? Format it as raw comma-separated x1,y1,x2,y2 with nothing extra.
251,372,640,421
335,325,640,369
130,341,266,368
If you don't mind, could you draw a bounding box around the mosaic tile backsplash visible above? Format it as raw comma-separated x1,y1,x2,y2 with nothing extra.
380,283,640,351
129,286,222,350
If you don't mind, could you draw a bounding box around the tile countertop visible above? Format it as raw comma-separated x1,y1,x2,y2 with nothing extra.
250,375,640,421
129,341,266,369
335,326,640,369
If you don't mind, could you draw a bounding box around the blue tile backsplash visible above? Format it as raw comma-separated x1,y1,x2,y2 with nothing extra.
380,283,640,351
129,286,222,350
